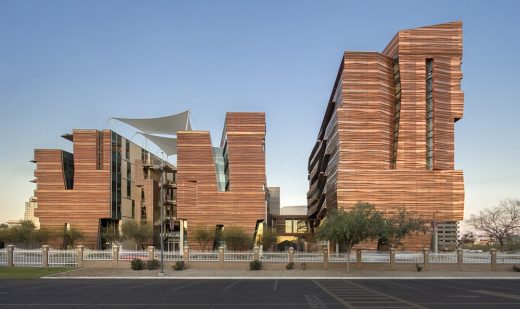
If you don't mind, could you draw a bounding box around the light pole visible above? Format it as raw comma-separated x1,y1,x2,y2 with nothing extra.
158,153,165,276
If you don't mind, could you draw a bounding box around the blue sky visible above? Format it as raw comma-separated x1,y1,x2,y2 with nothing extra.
1,0,519,223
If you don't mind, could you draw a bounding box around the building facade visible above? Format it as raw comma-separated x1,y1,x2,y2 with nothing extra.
24,196,40,229
176,112,268,249
33,129,173,249
307,22,465,249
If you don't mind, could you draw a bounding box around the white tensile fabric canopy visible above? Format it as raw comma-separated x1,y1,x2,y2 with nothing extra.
113,110,191,135
139,133,178,157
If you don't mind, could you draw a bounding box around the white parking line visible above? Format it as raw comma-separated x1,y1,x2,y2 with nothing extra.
168,281,201,292
222,280,240,292
273,280,278,291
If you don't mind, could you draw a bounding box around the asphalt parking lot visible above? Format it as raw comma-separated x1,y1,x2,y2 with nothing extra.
0,279,519,308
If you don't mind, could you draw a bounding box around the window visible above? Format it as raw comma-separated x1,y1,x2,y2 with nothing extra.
285,220,293,233
111,132,122,219
426,59,434,170
97,131,103,170
391,59,401,169
125,139,130,160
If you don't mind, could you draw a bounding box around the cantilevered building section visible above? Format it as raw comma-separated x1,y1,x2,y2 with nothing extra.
176,112,268,249
307,22,464,249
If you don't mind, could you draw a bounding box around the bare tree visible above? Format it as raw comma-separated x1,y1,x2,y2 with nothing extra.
467,199,520,249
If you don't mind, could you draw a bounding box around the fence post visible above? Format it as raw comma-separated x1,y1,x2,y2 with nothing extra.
457,249,463,271
423,248,430,271
112,246,119,268
42,245,49,267
77,245,85,268
356,249,362,270
183,246,190,268
219,246,225,269
323,246,328,270
490,249,497,271
389,248,395,270
7,245,14,267
148,246,155,261
288,247,294,264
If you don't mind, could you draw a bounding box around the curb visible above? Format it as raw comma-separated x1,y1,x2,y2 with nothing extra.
41,276,520,280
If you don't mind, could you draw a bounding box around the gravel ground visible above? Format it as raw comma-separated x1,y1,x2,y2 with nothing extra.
49,267,520,278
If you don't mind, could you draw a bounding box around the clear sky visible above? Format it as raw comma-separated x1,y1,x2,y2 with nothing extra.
1,0,519,223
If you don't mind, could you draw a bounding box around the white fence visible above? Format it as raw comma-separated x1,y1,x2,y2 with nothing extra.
155,251,183,262
13,250,43,267
119,250,148,261
83,250,113,261
189,251,219,262
463,252,491,264
497,252,520,264
329,253,357,263
362,251,390,263
48,250,77,267
294,252,323,262
260,252,289,262
429,253,457,264
0,249,7,266
224,252,254,262
2,247,520,268
396,252,424,264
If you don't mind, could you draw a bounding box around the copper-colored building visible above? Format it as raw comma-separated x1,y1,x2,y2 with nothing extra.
33,112,268,250
33,130,172,249
176,112,268,249
307,22,465,249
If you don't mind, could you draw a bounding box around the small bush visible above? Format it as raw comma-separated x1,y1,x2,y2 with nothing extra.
249,260,262,270
145,259,160,270
513,265,520,272
301,262,306,270
131,258,145,270
416,263,423,272
172,261,185,271
286,262,294,270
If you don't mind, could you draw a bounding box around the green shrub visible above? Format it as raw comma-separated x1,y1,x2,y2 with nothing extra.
513,265,520,272
130,258,145,270
249,260,262,270
416,263,423,272
286,262,294,270
172,261,185,271
145,259,160,270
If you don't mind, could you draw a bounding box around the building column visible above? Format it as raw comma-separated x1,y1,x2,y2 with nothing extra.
112,246,120,268
183,246,190,268
148,246,155,261
356,249,362,270
423,248,430,271
42,245,49,267
179,220,184,252
288,247,294,264
323,246,328,270
219,247,225,269
457,248,463,271
77,245,85,268
389,248,396,271
490,249,497,271
7,245,14,267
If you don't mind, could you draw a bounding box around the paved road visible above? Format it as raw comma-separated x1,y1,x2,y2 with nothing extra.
0,279,519,308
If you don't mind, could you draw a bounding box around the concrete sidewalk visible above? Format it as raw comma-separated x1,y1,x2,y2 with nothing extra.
46,267,520,279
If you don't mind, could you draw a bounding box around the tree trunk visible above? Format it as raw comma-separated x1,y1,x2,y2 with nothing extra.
346,247,351,272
